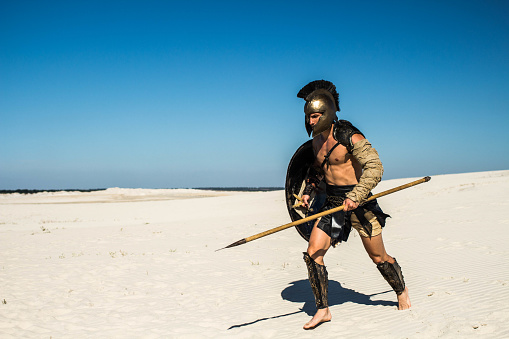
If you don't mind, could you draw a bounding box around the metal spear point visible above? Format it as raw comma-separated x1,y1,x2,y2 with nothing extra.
216,176,431,251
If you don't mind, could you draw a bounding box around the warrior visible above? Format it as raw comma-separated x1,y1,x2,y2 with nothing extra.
296,80,411,329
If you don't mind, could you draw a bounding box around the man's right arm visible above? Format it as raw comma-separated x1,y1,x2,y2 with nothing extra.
302,164,322,208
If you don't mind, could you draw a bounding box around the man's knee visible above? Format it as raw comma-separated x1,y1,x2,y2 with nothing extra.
369,254,384,264
307,246,325,258
307,246,327,263
369,253,393,265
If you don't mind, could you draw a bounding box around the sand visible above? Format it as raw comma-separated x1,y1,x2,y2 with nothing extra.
1,170,508,338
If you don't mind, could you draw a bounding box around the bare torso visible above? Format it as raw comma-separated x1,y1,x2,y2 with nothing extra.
312,126,363,186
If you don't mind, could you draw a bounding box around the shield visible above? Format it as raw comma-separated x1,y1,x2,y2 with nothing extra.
285,140,326,242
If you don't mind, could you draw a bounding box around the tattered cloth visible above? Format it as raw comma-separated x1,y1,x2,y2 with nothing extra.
316,183,390,247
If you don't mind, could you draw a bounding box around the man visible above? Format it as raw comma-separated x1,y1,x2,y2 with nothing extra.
296,80,411,330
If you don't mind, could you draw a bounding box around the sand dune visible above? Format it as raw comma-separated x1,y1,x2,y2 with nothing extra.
1,170,508,338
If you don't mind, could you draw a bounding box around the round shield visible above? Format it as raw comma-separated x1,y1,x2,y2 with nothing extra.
285,140,326,242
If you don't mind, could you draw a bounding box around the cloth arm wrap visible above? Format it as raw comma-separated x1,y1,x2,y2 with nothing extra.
345,139,383,204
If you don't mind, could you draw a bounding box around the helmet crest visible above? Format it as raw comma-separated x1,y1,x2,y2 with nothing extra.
297,80,339,112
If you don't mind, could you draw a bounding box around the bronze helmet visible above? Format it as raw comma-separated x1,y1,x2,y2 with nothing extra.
297,80,339,137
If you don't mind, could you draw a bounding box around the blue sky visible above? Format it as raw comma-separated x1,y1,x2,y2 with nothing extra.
1,0,508,189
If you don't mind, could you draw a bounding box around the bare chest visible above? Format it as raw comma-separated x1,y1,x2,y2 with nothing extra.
314,139,352,169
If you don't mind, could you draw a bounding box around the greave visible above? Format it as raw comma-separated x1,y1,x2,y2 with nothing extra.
303,252,329,309
377,258,406,295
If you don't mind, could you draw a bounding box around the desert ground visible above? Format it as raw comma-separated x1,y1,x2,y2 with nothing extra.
1,170,508,338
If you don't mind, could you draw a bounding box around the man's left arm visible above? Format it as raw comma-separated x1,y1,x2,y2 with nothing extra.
344,134,383,210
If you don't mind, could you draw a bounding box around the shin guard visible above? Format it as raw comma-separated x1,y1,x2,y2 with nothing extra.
303,252,329,309
377,258,406,295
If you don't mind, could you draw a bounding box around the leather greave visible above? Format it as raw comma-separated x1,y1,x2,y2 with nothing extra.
377,258,406,295
303,252,329,309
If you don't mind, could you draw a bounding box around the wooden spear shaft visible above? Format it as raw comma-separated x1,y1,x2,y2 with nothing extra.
216,176,431,251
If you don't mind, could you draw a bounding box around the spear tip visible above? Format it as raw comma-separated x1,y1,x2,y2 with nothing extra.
216,238,247,252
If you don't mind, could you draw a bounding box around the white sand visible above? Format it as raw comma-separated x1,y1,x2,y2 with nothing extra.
1,170,508,338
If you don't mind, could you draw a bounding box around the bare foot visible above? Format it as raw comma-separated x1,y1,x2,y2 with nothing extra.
397,287,411,310
303,308,332,330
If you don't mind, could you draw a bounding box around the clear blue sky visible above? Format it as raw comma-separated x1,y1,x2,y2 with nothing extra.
1,0,508,189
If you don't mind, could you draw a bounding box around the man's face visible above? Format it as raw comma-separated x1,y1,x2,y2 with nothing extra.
308,112,323,127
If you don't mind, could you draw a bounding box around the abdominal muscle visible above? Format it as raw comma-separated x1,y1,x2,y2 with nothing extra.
322,160,362,186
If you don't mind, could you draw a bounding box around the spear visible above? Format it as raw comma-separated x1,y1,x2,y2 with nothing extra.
216,176,431,251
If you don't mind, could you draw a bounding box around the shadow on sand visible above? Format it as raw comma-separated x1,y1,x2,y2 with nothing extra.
228,279,396,329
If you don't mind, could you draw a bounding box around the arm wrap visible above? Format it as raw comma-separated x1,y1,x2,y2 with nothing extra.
345,139,383,204
302,183,315,196
303,166,322,195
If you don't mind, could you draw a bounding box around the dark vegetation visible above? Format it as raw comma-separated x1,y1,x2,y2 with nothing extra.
1,187,284,194
0,189,107,194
